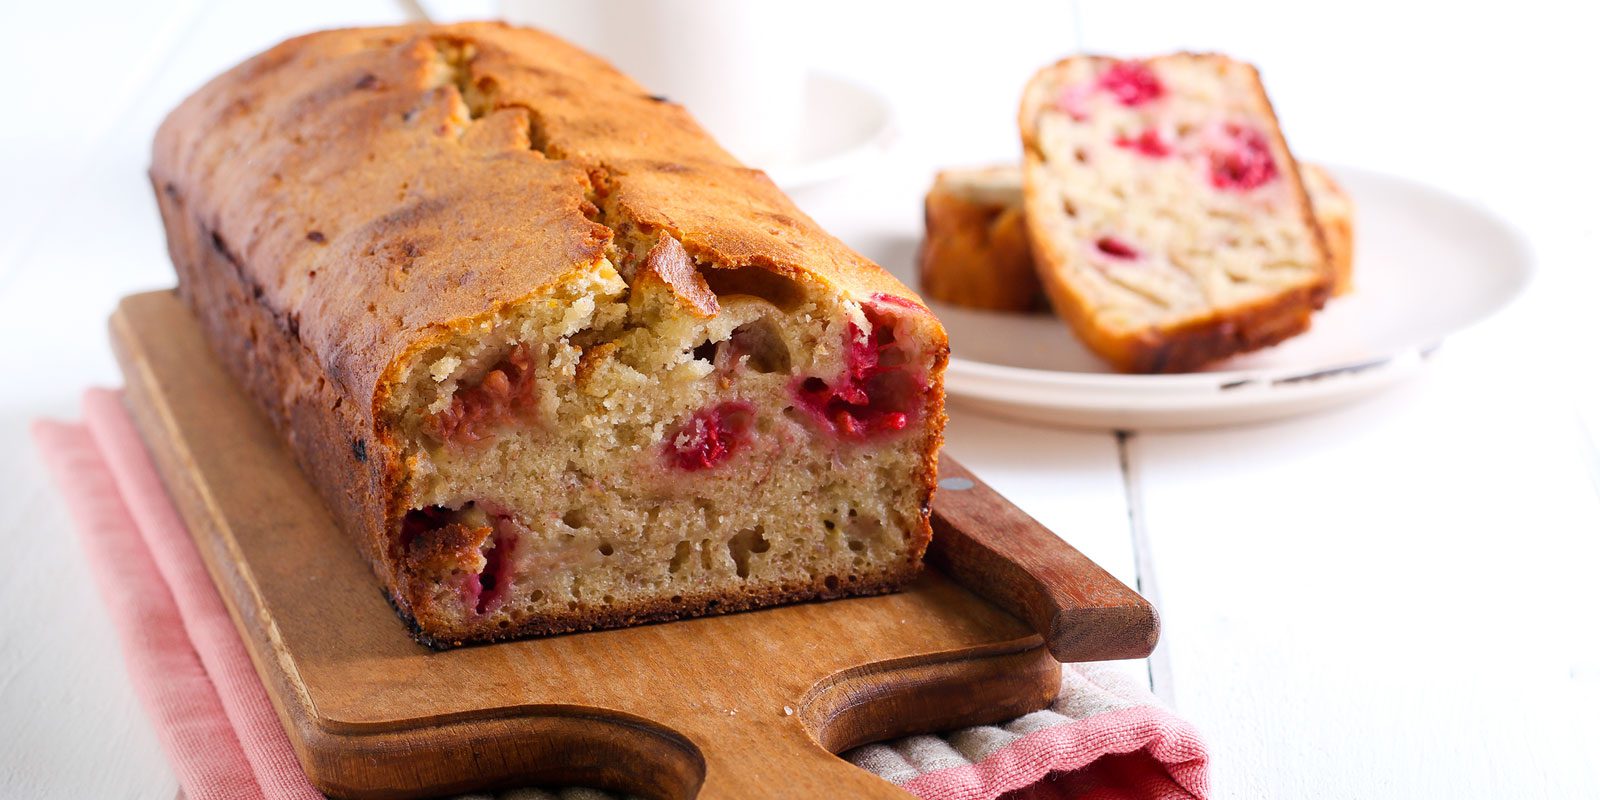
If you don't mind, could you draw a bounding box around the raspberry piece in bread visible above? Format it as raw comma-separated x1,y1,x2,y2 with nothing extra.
152,24,948,648
1019,54,1332,372
918,162,1354,312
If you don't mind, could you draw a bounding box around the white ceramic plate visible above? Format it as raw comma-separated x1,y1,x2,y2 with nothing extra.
760,73,895,190
885,166,1534,430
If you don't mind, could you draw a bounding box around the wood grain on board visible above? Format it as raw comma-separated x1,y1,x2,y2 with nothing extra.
110,290,1156,799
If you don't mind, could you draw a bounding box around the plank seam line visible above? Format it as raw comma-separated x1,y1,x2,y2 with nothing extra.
1116,430,1174,705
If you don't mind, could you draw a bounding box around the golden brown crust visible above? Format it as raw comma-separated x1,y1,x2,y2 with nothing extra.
910,338,948,584
1018,53,1332,373
404,522,491,576
154,177,407,593
573,341,620,390
1324,215,1354,296
1042,277,1326,373
1300,163,1355,295
400,556,925,649
918,169,1045,313
635,236,720,317
151,22,946,643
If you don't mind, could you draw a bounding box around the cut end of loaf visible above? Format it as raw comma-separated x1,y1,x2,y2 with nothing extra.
383,237,944,646
1020,54,1332,372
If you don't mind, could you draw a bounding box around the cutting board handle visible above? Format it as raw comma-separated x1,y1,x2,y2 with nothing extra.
683,640,1059,799
927,456,1160,662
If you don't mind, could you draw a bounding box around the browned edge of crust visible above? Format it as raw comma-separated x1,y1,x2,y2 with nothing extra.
634,235,721,317
918,174,1043,312
1088,280,1327,373
1022,184,1332,373
152,172,409,604
1325,214,1355,296
914,334,950,571
1018,53,1334,373
397,560,926,650
1301,163,1355,295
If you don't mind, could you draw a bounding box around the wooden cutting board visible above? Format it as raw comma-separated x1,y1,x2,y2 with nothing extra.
110,290,1157,800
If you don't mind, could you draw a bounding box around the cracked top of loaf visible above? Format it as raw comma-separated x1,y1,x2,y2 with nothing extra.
151,21,932,417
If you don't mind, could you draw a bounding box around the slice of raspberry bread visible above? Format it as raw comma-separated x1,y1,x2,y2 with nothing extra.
919,162,1354,311
1019,54,1332,372
152,23,947,648
919,166,1044,311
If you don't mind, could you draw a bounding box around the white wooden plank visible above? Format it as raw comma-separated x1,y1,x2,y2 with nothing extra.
1132,316,1600,798
1116,432,1178,705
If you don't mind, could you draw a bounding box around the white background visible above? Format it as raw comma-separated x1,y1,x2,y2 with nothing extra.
1,1,1597,797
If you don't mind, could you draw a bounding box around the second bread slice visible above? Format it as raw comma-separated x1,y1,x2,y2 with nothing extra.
1019,54,1332,373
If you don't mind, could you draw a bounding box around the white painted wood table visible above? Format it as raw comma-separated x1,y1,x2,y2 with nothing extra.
2,1,1597,797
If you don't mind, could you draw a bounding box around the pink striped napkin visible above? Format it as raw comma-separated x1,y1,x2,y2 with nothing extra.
33,388,1208,800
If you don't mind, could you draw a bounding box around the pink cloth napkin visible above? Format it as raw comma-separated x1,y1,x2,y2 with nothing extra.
33,388,1208,800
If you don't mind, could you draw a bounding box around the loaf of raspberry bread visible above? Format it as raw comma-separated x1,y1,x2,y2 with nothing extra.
150,23,948,647
1019,54,1332,372
919,162,1354,312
